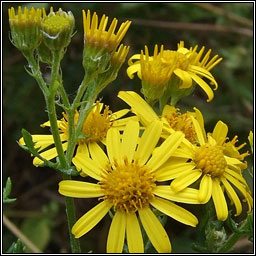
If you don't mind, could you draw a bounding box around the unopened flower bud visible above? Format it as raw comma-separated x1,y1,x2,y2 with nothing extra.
41,7,75,51
8,6,42,51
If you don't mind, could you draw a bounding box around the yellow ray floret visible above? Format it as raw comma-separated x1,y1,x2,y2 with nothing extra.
59,120,200,253
127,41,222,102
83,9,131,52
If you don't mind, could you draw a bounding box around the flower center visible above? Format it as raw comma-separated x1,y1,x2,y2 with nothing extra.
59,103,112,144
42,15,70,35
141,58,173,87
194,144,227,177
164,109,197,144
100,160,155,213
81,104,112,144
161,50,189,71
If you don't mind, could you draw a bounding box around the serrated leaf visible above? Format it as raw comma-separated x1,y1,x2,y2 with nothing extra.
21,129,37,153
3,177,16,204
6,239,26,253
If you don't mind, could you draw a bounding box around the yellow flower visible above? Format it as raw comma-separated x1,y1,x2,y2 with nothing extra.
167,117,253,221
118,91,202,144
136,45,175,102
41,7,75,51
59,120,199,253
8,6,42,51
19,102,134,167
82,10,131,75
83,9,131,53
248,131,253,153
110,44,130,69
127,41,222,102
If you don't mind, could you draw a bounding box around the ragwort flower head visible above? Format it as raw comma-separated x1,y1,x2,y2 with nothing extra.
19,102,134,167
118,91,202,144
82,10,131,74
59,120,199,253
83,9,131,53
41,7,75,51
8,6,42,51
168,117,253,221
127,41,222,102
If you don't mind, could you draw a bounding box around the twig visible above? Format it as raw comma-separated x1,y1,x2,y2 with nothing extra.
194,3,253,28
131,19,253,37
3,214,42,253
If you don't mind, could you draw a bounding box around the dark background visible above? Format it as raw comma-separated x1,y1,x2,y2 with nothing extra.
3,2,253,253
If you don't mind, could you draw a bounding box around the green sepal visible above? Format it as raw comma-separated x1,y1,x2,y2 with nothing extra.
3,177,17,204
6,239,26,253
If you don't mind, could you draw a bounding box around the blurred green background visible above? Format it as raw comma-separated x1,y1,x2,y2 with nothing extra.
3,2,253,253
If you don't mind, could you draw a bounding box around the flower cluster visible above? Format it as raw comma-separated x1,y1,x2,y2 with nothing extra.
10,6,252,254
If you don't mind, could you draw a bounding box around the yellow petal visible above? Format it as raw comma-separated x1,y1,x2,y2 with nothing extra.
220,177,242,216
112,116,139,127
154,162,196,181
189,72,214,102
72,201,111,238
188,65,218,90
198,174,212,203
193,107,206,142
153,186,200,204
88,142,109,169
128,54,141,65
121,120,139,163
223,172,248,199
40,120,62,128
110,109,130,121
170,169,202,192
106,128,121,165
138,207,171,253
126,212,144,253
127,63,141,79
161,104,176,117
77,144,89,156
212,179,228,221
225,156,247,170
72,153,105,180
225,168,247,186
174,68,193,88
134,121,163,165
33,142,68,166
147,131,184,172
19,134,66,152
212,121,228,145
172,146,195,159
191,116,206,146
118,91,159,126
150,197,198,227
107,210,126,253
58,180,104,198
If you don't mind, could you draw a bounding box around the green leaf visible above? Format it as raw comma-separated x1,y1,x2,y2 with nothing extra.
21,128,39,155
3,177,16,204
6,239,26,253
21,217,51,252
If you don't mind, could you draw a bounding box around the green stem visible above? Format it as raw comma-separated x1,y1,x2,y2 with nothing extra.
58,75,71,108
46,51,67,168
23,50,48,95
48,52,81,252
63,174,81,253
72,73,95,108
24,49,81,253
65,73,97,164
